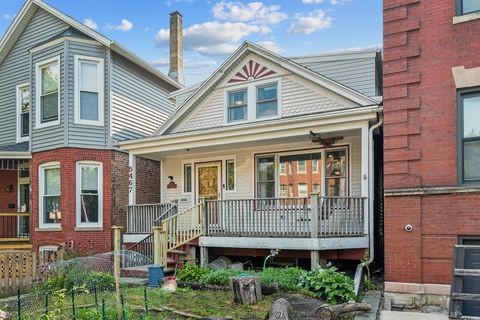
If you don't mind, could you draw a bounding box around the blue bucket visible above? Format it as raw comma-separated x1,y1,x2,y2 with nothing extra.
148,265,164,288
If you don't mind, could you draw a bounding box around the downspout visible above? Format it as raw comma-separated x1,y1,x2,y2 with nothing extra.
354,112,383,296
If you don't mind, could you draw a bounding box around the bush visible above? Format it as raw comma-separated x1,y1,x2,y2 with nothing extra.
84,272,115,291
259,267,306,291
200,269,246,286
297,267,356,304
177,263,210,282
45,268,114,292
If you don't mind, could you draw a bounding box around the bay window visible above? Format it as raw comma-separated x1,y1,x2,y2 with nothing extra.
36,57,60,127
39,162,61,228
16,83,30,142
459,91,480,183
76,162,103,228
74,56,104,125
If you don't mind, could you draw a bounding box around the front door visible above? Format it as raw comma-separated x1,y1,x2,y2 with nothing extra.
196,162,221,202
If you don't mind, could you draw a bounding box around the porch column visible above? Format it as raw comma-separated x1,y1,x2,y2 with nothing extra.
361,124,369,235
128,153,136,205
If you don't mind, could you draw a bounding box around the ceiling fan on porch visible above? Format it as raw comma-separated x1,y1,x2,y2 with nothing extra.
308,131,344,147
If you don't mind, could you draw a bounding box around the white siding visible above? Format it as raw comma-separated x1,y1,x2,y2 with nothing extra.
160,135,362,209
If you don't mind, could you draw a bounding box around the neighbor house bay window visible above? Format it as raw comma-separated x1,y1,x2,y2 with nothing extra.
39,163,61,228
228,90,247,122
36,57,60,127
256,84,277,118
459,91,480,183
76,162,103,228
75,56,104,125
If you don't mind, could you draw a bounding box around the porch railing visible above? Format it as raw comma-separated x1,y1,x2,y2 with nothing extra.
204,196,366,238
0,212,31,242
126,202,177,234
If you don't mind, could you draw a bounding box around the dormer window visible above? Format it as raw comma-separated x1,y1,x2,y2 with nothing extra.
228,90,247,122
257,84,278,118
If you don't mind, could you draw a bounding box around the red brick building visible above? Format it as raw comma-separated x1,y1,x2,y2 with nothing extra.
383,0,480,311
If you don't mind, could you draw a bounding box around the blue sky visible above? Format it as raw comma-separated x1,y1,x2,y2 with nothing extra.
0,0,382,85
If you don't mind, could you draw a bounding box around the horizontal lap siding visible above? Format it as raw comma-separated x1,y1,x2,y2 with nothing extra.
111,56,174,142
31,43,66,152
161,136,362,209
66,42,109,149
0,8,68,148
295,58,377,97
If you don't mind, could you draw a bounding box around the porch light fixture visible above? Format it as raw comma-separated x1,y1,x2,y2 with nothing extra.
5,185,13,193
168,176,174,181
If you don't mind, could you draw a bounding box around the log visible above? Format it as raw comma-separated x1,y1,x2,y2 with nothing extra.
314,302,371,320
268,298,290,320
230,275,263,305
177,281,278,295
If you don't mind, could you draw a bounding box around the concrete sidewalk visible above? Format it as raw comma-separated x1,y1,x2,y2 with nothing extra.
380,311,448,320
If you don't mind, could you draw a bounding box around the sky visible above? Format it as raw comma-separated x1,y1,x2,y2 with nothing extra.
0,0,382,85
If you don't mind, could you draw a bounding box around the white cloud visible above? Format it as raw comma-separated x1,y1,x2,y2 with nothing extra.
212,1,287,25
82,18,98,30
185,60,217,69
257,40,284,54
287,10,333,35
330,0,352,4
106,19,134,31
155,21,270,57
302,0,324,3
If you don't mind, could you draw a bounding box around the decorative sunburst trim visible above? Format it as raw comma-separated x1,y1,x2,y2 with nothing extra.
227,60,276,83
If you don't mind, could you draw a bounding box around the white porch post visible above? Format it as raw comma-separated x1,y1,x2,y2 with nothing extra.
128,153,136,205
361,124,369,235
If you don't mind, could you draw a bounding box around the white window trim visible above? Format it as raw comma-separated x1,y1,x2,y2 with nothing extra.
38,162,61,230
16,83,30,143
225,159,236,192
35,56,60,129
39,245,59,264
297,160,307,174
74,55,105,126
297,183,308,198
312,159,319,173
182,162,193,195
76,161,103,229
224,77,282,125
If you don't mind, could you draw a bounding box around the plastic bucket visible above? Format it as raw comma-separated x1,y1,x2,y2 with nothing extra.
148,265,164,287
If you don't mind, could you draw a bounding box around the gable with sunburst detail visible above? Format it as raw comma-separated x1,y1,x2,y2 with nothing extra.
227,60,276,83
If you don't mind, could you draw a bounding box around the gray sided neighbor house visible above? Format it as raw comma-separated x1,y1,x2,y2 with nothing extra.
0,0,182,254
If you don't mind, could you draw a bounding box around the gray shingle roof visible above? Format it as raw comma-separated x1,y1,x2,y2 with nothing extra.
0,142,29,152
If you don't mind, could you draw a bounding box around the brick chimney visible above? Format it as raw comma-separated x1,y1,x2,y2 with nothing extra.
168,11,185,85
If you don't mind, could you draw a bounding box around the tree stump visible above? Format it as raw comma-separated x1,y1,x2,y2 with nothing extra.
269,298,290,320
314,302,371,320
230,275,263,305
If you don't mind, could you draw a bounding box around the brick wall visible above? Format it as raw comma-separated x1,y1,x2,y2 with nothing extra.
31,148,114,254
112,151,129,228
384,0,480,285
135,157,161,204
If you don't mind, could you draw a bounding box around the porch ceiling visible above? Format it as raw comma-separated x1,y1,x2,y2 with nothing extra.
138,128,361,161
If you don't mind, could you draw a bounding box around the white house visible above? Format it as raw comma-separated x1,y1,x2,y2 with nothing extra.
119,41,383,270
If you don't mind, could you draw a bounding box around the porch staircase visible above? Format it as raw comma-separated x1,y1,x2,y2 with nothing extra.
123,203,203,277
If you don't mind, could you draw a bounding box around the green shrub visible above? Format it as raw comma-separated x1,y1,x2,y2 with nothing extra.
84,272,115,291
177,263,210,282
297,267,356,304
45,269,114,292
259,267,306,291
200,269,246,286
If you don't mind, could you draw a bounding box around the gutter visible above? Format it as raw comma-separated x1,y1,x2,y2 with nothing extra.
354,113,383,296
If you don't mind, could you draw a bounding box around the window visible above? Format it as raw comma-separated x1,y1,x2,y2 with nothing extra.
459,91,480,183
313,184,321,193
257,84,278,118
184,164,192,193
297,160,306,173
312,159,319,173
227,90,247,122
36,57,59,127
39,245,59,264
457,0,480,15
226,160,235,191
39,162,61,228
288,184,294,197
76,162,102,228
75,56,104,125
16,84,30,142
257,156,275,198
280,162,286,175
325,149,348,197
298,183,308,198
280,185,288,198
